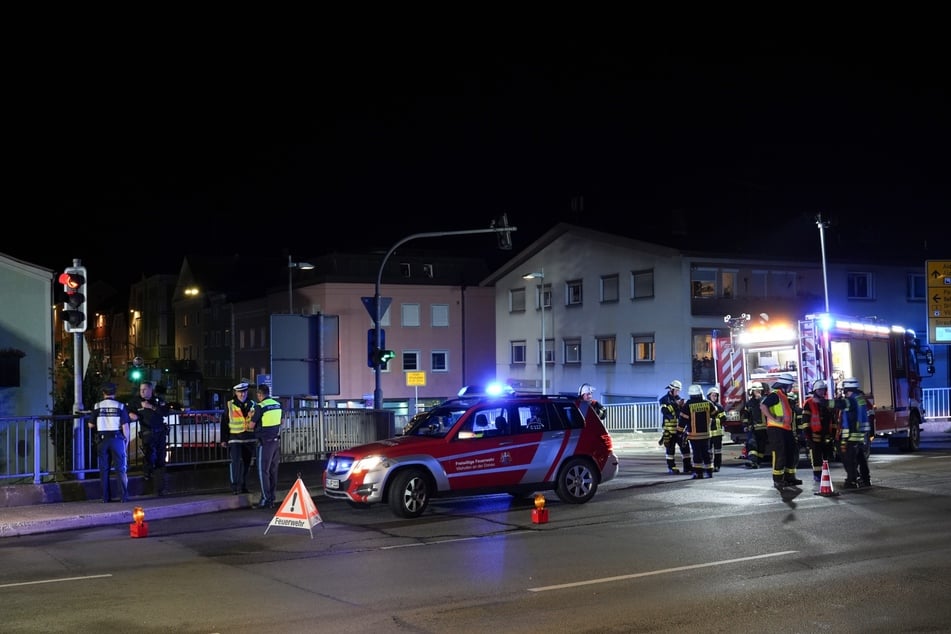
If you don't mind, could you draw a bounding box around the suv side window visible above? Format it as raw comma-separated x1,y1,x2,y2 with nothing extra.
517,403,550,432
552,402,585,430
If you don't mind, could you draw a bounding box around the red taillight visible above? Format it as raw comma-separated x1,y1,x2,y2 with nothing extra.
602,433,614,451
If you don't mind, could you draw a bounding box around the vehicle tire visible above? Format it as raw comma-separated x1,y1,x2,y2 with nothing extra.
901,418,922,452
388,468,430,518
554,457,598,504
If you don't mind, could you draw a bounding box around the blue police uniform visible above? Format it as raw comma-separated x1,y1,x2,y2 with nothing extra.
89,384,131,503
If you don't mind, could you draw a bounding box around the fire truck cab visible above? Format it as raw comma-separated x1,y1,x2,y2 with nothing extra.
716,313,934,452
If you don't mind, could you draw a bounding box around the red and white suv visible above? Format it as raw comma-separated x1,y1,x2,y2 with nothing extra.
323,390,619,518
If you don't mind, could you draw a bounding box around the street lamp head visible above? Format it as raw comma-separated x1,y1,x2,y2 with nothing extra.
522,271,544,280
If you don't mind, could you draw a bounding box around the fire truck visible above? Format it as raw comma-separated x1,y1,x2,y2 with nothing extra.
714,313,935,452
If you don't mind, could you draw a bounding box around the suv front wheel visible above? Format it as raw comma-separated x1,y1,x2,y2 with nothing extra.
555,457,598,504
388,468,431,518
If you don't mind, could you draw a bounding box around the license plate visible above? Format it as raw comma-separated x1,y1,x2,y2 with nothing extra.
326,478,340,489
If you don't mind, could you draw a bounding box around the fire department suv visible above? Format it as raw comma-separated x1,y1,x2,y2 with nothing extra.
322,389,619,518
715,312,935,451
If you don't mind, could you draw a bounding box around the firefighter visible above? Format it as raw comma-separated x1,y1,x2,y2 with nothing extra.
836,377,872,489
740,382,768,468
659,380,691,475
577,383,607,421
761,372,802,489
707,386,726,472
801,379,838,482
677,384,716,479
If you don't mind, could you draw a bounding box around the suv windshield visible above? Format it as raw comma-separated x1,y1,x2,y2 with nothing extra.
402,405,468,438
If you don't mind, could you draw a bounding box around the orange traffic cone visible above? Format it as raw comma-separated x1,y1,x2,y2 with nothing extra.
814,460,838,497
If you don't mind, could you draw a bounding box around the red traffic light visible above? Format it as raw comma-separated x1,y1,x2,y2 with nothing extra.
59,271,85,290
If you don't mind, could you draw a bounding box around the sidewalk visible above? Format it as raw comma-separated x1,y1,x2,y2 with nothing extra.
0,431,709,538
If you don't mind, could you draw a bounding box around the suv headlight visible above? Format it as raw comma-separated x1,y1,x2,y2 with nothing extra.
352,455,387,474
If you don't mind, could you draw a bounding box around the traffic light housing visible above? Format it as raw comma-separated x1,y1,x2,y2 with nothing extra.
374,348,396,370
368,328,388,368
58,266,87,333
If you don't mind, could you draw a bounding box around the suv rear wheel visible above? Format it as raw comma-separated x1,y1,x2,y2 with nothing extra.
555,457,598,504
388,468,431,518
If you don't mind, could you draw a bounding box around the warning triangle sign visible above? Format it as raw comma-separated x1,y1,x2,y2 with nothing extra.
264,477,324,538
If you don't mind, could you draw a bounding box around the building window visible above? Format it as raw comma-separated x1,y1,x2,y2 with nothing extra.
907,273,926,301
431,351,448,372
510,288,526,313
400,262,411,277
564,338,581,364
847,272,875,299
567,280,583,305
691,331,715,383
423,263,434,278
538,338,554,365
511,340,527,365
601,274,619,303
632,334,655,363
534,283,552,310
596,336,617,363
720,270,736,299
431,304,449,327
401,303,421,327
691,268,717,299
631,269,654,299
402,350,419,372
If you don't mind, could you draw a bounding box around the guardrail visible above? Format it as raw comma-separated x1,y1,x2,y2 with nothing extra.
0,408,393,486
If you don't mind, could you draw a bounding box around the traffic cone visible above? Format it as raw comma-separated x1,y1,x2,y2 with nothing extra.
814,460,838,497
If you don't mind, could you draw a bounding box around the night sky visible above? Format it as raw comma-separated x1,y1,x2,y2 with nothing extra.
7,35,948,289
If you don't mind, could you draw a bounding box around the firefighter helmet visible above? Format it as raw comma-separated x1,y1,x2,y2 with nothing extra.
749,381,763,392
707,386,719,397
667,380,683,391
812,379,828,392
688,384,703,397
772,372,795,389
578,383,595,397
842,377,860,390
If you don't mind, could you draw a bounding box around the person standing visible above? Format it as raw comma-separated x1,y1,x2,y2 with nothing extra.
128,381,169,495
252,384,283,509
801,379,838,483
678,384,716,479
88,383,131,503
740,382,768,468
577,383,607,421
836,377,872,489
659,380,691,475
707,386,726,472
761,373,802,489
220,381,256,495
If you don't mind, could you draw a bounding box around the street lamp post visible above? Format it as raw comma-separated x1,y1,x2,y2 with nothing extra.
288,254,315,313
522,269,546,394
372,220,517,409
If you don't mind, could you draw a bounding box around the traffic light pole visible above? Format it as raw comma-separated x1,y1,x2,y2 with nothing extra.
373,222,516,410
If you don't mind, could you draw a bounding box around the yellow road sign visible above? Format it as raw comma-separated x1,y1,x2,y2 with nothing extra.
406,371,426,387
927,260,951,287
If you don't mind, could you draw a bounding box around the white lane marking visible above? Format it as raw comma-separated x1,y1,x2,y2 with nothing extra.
528,551,798,592
0,574,112,589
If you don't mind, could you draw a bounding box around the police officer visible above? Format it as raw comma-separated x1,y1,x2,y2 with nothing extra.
836,377,872,489
761,373,802,489
220,381,257,495
129,380,169,495
801,379,838,482
88,383,131,503
659,380,692,475
252,384,283,509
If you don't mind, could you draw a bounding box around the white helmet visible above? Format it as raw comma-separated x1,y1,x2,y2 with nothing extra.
707,386,720,397
578,383,595,397
749,381,763,391
772,372,795,389
688,384,703,397
842,377,860,390
667,379,683,391
812,380,828,392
